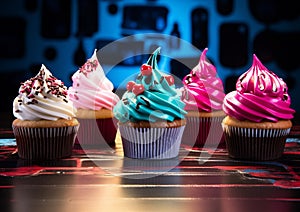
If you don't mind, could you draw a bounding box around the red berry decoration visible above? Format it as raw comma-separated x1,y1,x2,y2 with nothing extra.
132,84,145,95
165,75,174,85
126,81,135,91
140,64,152,76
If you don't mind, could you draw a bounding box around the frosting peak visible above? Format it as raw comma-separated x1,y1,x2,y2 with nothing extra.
113,47,187,123
193,48,217,79
68,49,120,110
181,48,225,112
237,54,288,99
223,54,295,122
13,64,76,121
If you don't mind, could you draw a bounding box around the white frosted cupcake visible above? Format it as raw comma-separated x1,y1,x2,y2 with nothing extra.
12,64,79,160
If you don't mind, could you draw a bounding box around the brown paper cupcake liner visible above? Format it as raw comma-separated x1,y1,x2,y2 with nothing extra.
75,118,117,148
119,125,185,159
222,125,291,161
182,116,225,147
12,125,79,160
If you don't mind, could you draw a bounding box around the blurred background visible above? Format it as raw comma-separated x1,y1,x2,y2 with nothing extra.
1,0,299,128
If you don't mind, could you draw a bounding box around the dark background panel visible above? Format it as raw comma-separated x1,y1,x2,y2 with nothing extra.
0,0,299,128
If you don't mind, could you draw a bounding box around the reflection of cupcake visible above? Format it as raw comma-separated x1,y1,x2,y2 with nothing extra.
113,47,187,159
222,54,295,161
68,49,120,148
180,48,226,147
12,64,79,160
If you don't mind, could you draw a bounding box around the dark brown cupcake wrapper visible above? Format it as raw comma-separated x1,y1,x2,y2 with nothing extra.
75,118,117,148
182,116,225,147
119,125,185,159
13,125,79,160
222,125,291,161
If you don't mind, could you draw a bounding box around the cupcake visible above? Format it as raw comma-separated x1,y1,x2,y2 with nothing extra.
222,54,295,161
68,49,120,148
12,64,79,160
180,48,226,147
113,47,187,159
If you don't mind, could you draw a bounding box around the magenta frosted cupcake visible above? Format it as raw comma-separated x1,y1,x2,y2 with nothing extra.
12,64,79,160
113,47,187,159
180,48,226,147
222,54,295,160
68,49,120,148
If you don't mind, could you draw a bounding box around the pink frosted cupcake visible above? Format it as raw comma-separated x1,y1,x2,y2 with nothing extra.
180,48,226,147
68,49,120,148
222,54,295,160
12,64,79,160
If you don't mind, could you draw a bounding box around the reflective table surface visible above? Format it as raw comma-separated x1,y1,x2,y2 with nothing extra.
0,128,300,212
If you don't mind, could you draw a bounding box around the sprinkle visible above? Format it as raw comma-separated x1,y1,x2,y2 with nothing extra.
136,103,142,110
140,97,150,107
144,75,152,84
123,99,129,105
28,94,34,98
137,74,143,81
159,76,164,83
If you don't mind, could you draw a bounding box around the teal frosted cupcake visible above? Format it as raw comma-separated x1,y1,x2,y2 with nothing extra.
113,47,187,159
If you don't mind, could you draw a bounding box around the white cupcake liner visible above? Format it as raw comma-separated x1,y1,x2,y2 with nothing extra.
12,125,79,160
182,116,225,147
119,125,185,159
222,124,291,161
75,118,117,148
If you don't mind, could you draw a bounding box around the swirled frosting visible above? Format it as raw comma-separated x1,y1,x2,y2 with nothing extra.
113,47,187,123
13,64,76,121
181,48,225,112
223,54,295,122
68,49,119,110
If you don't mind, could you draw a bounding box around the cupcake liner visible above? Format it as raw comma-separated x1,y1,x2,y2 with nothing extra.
222,125,291,161
119,125,185,159
75,118,117,148
182,116,225,147
12,125,79,160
